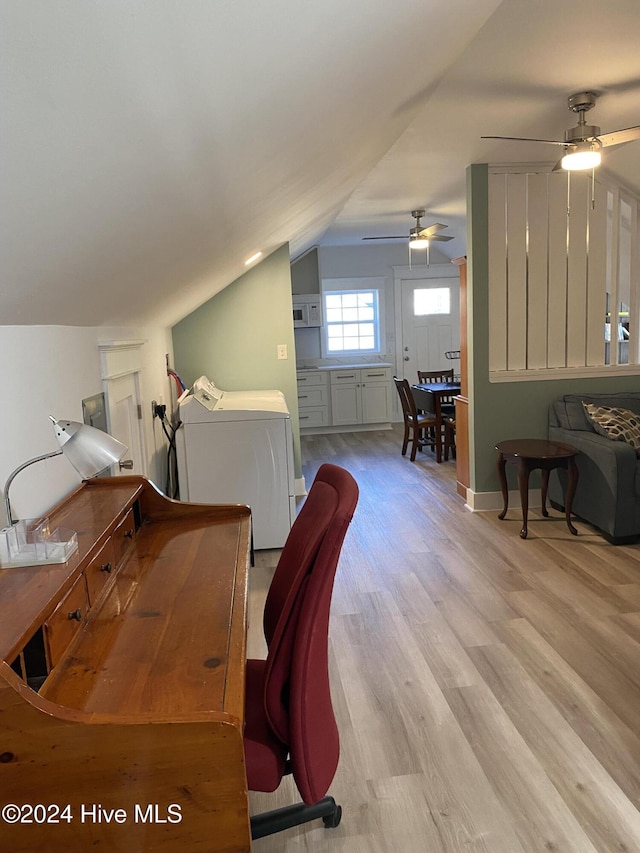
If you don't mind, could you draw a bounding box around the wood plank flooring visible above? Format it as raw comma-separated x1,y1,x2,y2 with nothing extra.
248,427,640,852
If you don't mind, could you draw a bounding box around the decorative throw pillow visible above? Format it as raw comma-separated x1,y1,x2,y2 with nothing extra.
582,402,640,453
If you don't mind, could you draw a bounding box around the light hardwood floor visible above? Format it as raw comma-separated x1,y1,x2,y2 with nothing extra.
248,426,640,852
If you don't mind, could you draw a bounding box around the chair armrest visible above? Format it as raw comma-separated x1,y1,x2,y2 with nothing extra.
549,425,638,538
549,426,636,492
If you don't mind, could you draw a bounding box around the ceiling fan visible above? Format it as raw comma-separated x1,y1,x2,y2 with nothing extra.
482,91,640,171
363,209,453,247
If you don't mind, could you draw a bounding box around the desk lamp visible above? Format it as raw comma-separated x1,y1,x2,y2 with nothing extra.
3,417,128,526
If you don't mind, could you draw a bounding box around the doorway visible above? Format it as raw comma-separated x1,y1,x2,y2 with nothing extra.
99,340,147,477
394,265,460,381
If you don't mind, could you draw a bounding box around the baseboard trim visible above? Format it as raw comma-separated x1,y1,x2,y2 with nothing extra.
466,488,542,512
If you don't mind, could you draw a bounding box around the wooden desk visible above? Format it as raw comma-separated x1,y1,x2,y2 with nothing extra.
495,439,579,539
411,382,461,463
0,476,252,852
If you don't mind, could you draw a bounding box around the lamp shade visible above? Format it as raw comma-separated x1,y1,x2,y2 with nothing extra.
409,236,429,250
50,417,128,479
561,142,602,171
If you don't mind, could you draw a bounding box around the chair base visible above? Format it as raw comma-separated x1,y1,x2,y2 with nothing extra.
250,796,342,840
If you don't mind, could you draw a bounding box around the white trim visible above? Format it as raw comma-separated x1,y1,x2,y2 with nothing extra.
99,339,147,380
295,476,306,497
465,488,541,512
489,363,640,382
320,278,386,358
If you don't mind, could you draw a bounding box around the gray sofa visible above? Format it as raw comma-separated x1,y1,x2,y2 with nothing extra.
548,392,640,543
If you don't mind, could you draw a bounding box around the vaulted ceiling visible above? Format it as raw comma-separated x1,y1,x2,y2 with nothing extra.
2,0,639,328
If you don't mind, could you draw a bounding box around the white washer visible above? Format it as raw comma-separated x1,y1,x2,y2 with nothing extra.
176,377,295,550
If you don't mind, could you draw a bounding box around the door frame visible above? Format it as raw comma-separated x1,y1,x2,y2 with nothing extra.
393,263,459,380
99,339,147,476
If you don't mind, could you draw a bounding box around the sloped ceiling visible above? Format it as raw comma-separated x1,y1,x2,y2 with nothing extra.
2,0,639,328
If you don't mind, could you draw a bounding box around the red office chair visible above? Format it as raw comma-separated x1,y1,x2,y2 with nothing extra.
244,463,359,840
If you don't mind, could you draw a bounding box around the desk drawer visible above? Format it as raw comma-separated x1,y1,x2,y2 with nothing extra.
113,507,137,567
85,537,116,607
45,574,88,668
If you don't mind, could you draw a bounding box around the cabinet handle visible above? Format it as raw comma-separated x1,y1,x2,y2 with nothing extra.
300,415,309,420
299,395,308,399
100,562,112,573
68,608,82,622
298,377,307,382
124,529,134,539
336,375,356,379
367,372,385,377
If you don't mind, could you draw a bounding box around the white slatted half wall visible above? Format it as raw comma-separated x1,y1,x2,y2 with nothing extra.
488,166,639,380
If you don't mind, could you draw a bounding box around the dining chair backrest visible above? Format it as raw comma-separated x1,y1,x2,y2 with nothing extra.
417,368,454,384
393,376,419,423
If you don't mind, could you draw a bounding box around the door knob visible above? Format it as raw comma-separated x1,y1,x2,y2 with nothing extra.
119,459,134,470
404,356,410,361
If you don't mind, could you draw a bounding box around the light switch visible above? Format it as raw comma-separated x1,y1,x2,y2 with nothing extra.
277,344,288,360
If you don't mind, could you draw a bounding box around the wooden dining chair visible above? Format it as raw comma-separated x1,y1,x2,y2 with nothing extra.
416,369,456,417
393,377,437,461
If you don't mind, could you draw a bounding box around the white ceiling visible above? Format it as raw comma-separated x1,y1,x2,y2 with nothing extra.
2,0,639,328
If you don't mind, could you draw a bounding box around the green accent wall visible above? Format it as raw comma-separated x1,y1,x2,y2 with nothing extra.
171,244,301,476
467,164,640,494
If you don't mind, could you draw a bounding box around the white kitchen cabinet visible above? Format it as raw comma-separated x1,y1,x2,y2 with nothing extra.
329,367,391,426
296,370,330,430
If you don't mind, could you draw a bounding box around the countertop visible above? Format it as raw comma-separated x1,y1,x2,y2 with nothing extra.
297,362,392,372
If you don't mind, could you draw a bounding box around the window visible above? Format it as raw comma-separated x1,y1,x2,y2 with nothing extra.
414,287,450,316
324,290,380,354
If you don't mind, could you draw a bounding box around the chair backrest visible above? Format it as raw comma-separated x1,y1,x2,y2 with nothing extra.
417,368,454,383
262,463,358,804
393,376,419,423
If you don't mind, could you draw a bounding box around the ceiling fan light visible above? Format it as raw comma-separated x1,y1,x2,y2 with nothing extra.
561,144,601,171
409,236,429,249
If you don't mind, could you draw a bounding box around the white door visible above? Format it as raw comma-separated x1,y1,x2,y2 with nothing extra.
105,373,145,475
400,278,460,381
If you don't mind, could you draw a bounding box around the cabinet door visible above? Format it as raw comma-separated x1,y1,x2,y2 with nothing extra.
330,384,362,425
361,381,391,423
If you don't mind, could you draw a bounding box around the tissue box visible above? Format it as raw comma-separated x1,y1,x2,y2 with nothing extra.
0,518,78,568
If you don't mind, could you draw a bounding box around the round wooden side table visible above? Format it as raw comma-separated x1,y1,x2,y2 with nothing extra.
495,439,579,539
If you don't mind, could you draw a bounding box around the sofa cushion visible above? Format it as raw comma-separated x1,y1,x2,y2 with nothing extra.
551,393,640,431
583,403,640,453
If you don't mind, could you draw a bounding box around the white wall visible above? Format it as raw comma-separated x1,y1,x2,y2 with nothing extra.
0,324,174,526
295,242,451,366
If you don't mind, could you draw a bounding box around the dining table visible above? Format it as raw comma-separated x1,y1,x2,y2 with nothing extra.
411,381,461,463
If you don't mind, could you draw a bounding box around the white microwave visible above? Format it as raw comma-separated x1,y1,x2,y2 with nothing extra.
292,295,322,328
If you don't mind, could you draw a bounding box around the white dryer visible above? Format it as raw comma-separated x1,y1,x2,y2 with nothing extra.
176,377,295,550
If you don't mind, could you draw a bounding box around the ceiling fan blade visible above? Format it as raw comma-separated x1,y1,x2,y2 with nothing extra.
362,235,406,240
598,125,640,147
418,223,447,237
428,235,454,242
481,135,566,146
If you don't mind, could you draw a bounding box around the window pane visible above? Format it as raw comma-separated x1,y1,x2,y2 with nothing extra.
414,288,450,315
322,288,380,353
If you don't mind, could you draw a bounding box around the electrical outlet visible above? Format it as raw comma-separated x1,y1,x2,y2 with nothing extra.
277,344,288,360
151,400,158,418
